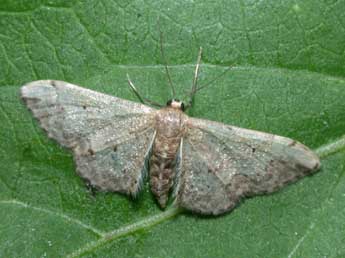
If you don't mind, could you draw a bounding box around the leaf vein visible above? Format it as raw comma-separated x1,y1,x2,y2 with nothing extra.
315,135,345,158
65,207,182,258
287,222,315,258
70,9,111,64
0,199,104,237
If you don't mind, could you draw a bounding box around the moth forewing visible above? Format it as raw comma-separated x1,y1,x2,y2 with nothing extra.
21,80,157,196
175,117,320,215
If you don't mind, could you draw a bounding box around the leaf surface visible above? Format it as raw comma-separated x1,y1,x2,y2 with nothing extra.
1,1,345,257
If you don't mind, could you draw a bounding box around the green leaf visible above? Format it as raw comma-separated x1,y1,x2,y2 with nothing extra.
1,0,345,257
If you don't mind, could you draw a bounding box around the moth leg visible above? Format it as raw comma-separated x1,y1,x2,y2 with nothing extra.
172,138,184,200
135,130,157,196
126,74,163,108
185,47,203,110
184,49,233,111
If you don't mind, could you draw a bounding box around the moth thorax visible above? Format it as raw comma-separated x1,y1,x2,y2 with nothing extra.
166,99,185,111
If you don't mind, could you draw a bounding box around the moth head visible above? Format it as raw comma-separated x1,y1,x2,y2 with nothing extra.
166,99,185,111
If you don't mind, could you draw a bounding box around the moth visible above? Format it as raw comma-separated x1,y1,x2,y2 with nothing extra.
20,48,320,215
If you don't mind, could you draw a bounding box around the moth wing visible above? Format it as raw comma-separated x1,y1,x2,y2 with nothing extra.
176,117,320,215
21,80,156,195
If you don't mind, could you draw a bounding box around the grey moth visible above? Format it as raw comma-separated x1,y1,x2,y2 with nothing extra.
20,50,320,215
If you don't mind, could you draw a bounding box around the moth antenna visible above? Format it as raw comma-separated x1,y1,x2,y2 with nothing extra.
192,47,203,94
185,47,203,110
194,66,233,93
158,17,176,98
126,73,164,108
127,73,145,104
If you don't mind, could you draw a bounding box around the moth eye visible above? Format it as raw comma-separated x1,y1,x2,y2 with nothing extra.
166,99,172,106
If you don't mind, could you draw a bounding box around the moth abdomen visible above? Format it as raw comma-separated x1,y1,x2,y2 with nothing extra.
148,107,186,208
149,159,175,208
149,149,176,208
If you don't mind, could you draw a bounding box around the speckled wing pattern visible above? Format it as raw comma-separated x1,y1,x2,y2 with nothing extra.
21,80,156,195
176,118,320,215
